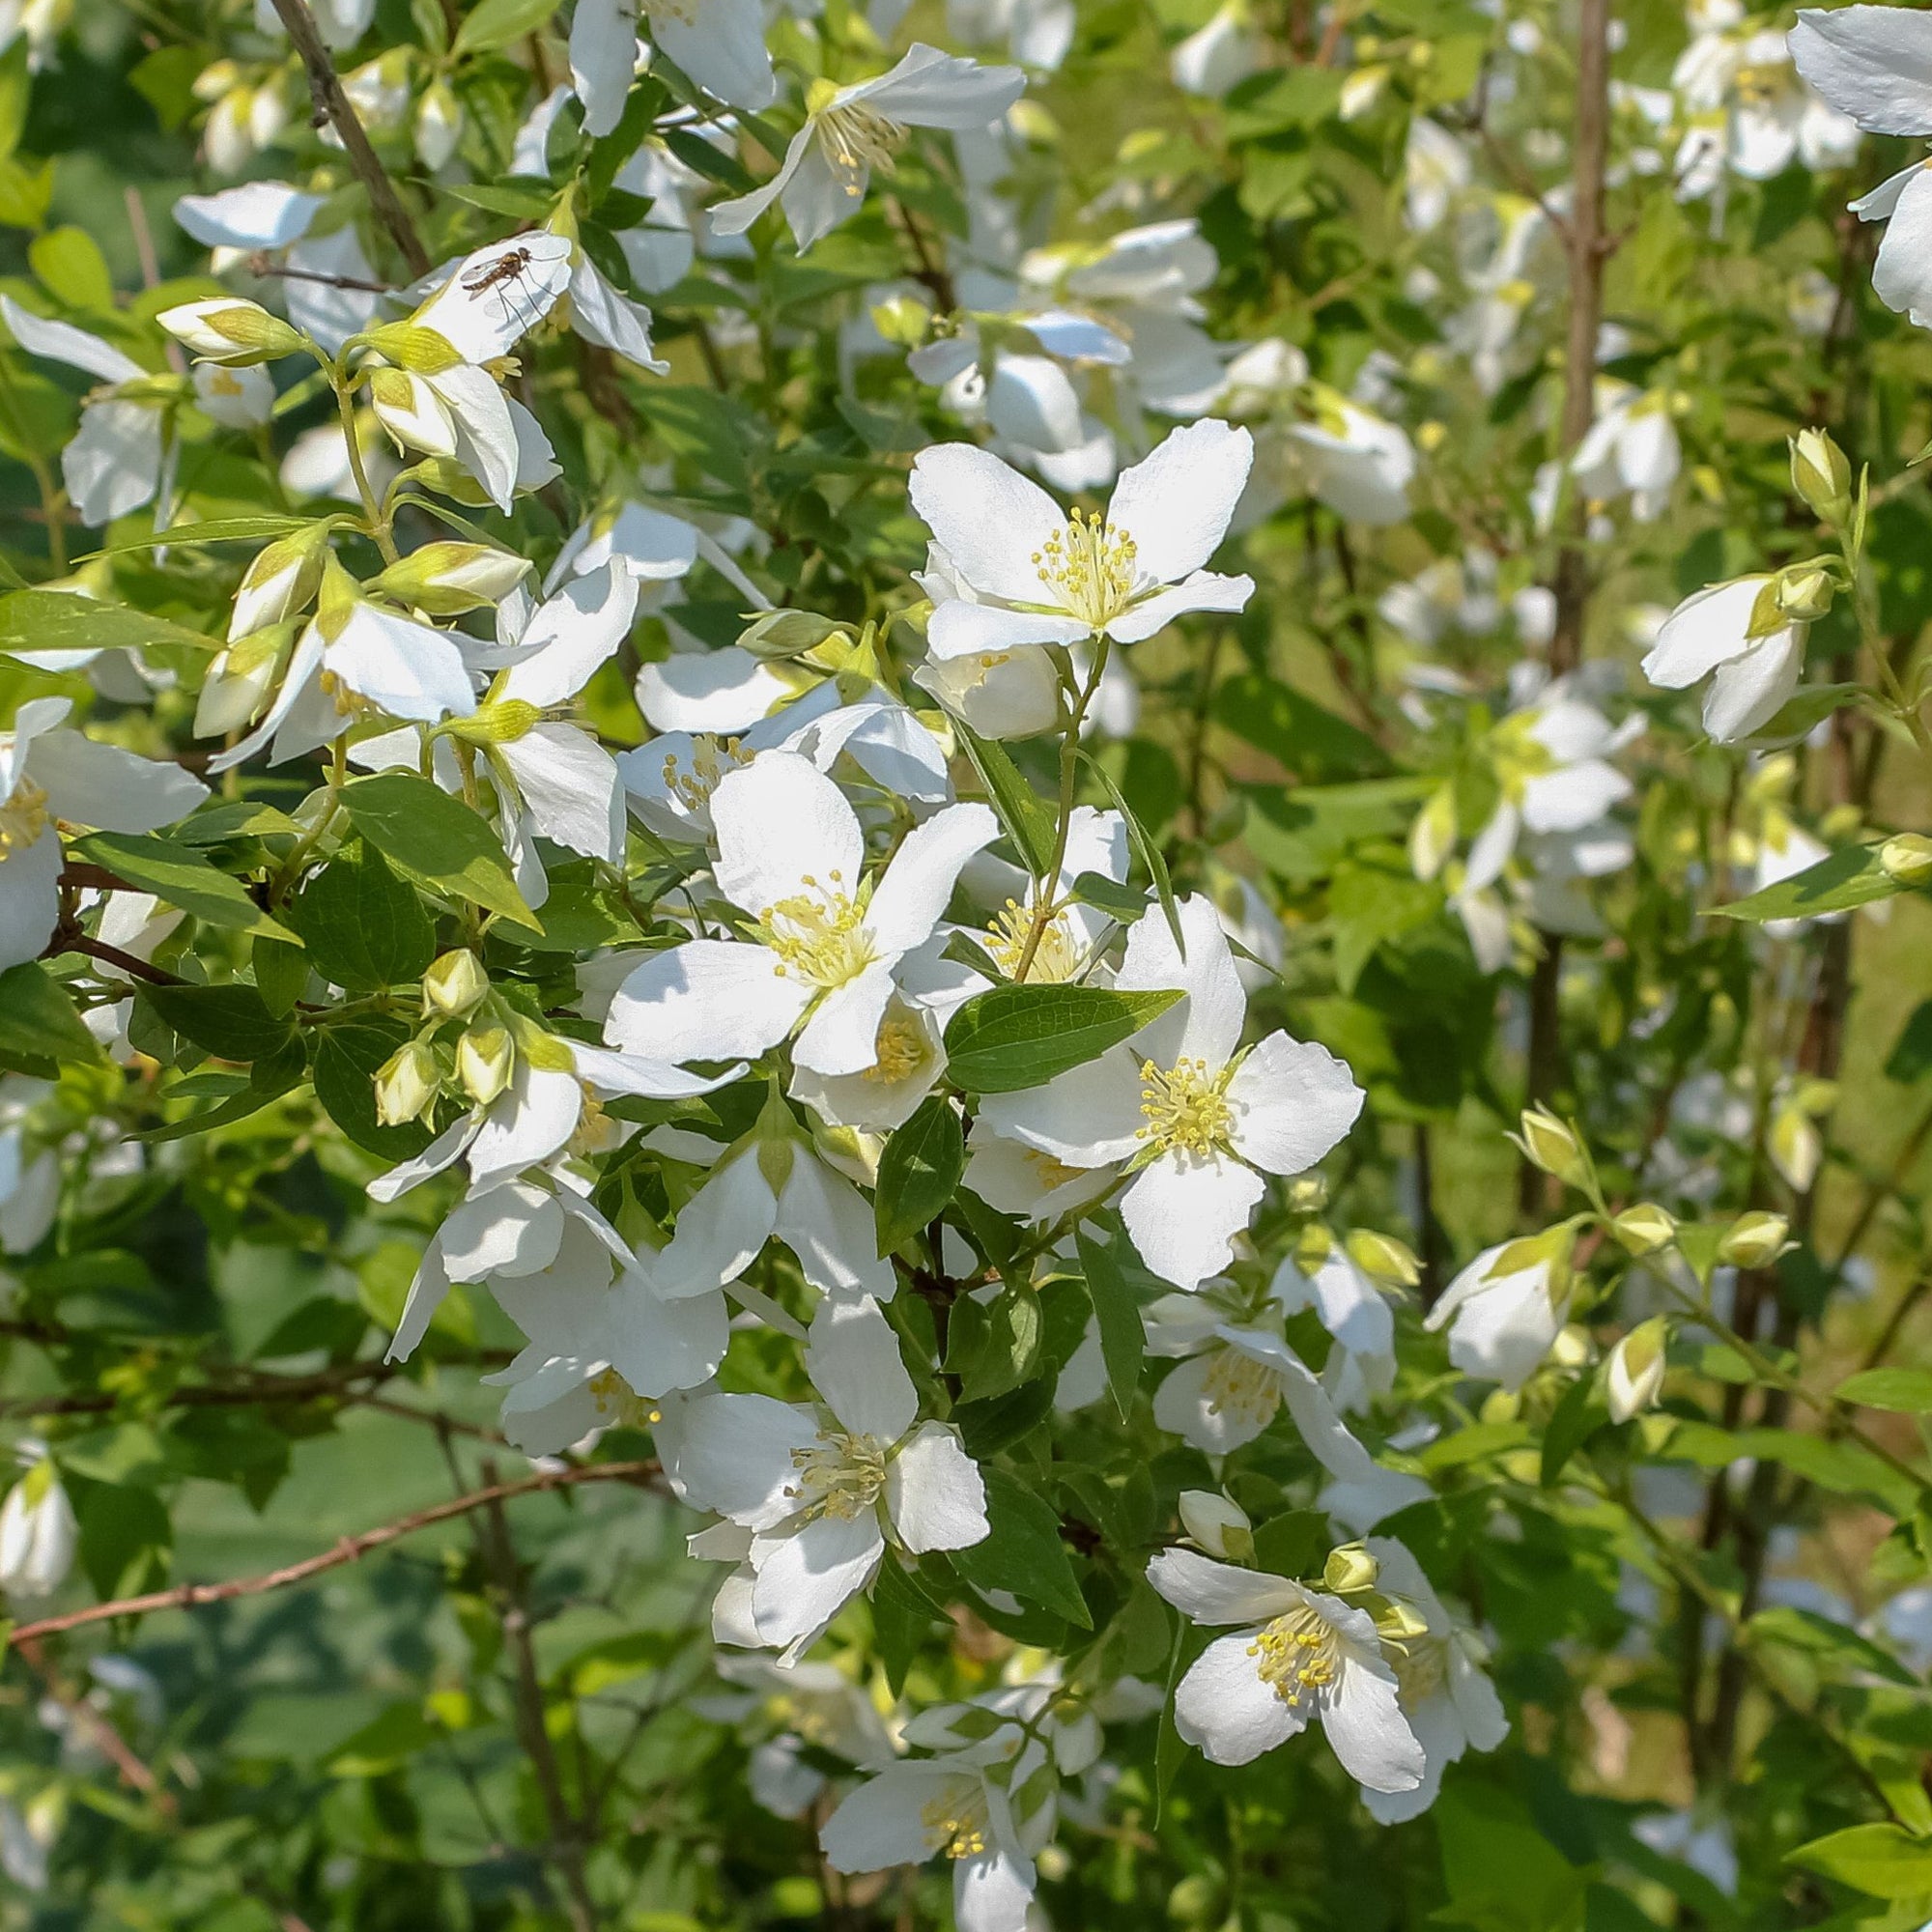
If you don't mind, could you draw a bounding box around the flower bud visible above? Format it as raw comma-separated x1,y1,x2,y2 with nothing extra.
1408,782,1457,881
441,698,542,745
229,524,329,640
1790,428,1853,527
422,950,488,1017
195,623,292,737
374,1038,439,1125
1179,1490,1254,1562
869,295,932,347
1375,1599,1432,1643
1605,1317,1669,1423
1517,1105,1590,1188
1346,1228,1421,1288
1284,1174,1328,1214
361,320,466,375
737,608,850,661
1774,563,1834,624
158,297,306,364
1881,834,1932,888
1322,1542,1379,1594
0,1454,75,1601
457,1024,515,1106
415,77,462,170
370,541,529,614
1609,1202,1676,1256
1717,1209,1790,1269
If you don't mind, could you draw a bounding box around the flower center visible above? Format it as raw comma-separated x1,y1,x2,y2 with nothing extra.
1023,1147,1088,1192
570,1087,617,1158
814,100,909,187
758,872,875,989
1249,1604,1341,1707
1137,1057,1234,1156
660,733,753,816
785,1430,887,1521
586,1369,660,1429
921,1786,990,1860
1202,1346,1281,1427
0,776,48,862
1033,506,1140,631
983,896,1081,981
864,1012,927,1085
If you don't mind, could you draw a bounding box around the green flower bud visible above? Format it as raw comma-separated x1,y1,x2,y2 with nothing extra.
1717,1209,1790,1269
1517,1105,1590,1188
370,541,530,614
1790,428,1853,527
1606,1317,1669,1422
737,608,851,662
1609,1202,1677,1256
1179,1490,1254,1562
422,950,488,1017
361,321,465,375
158,297,305,365
374,1038,439,1125
1346,1228,1421,1288
457,1024,515,1106
1880,833,1932,888
1773,562,1834,624
1323,1543,1379,1594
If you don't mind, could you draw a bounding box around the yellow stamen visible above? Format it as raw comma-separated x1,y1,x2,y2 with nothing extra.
1202,1348,1281,1429
586,1369,660,1429
1136,1056,1234,1156
1032,504,1140,631
784,1431,888,1520
865,1012,926,1085
814,99,909,190
1248,1604,1341,1707
660,733,753,816
921,1789,990,1860
0,776,48,862
759,871,875,988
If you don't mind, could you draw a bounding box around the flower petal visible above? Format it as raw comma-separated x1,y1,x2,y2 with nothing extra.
605,939,812,1065
910,441,1070,607
806,1295,918,1441
1106,419,1254,584
1120,1149,1264,1291
711,750,866,921
1225,1031,1365,1176
887,1422,989,1553
1147,1548,1296,1624
1174,1631,1307,1765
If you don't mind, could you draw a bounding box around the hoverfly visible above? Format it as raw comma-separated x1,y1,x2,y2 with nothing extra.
461,243,547,345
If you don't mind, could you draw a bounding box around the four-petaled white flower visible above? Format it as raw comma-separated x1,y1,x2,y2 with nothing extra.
1147,1547,1426,1790
910,419,1255,662
979,895,1364,1290
1640,576,1807,743
607,749,995,1078
1424,1233,1574,1392
661,1295,989,1660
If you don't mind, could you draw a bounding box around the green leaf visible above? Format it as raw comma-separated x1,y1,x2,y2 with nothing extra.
442,179,559,219
1885,1000,1932,1083
1211,671,1389,781
1787,1823,1932,1899
948,1283,1042,1403
85,514,314,557
0,40,29,161
311,1018,434,1158
1740,682,1865,745
251,936,308,1016
339,773,540,933
139,982,294,1064
944,983,1180,1094
71,832,298,942
1080,749,1184,956
662,125,755,190
1747,1605,1917,1685
952,1466,1090,1627
871,1557,947,1699
1540,1372,1606,1487
0,962,100,1071
1714,843,1907,921
955,724,1059,878
285,844,436,992
1329,853,1440,993
873,1095,964,1257
1252,1509,1325,1577
952,1375,1057,1461
30,225,113,312
1076,1219,1145,1422
1069,869,1150,924
1833,1367,1932,1413
0,589,213,655
451,0,558,55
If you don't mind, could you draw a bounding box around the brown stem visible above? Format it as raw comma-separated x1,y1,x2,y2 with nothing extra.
246,254,395,296
265,0,430,279
478,1467,600,1932
7,1461,660,1648
16,1637,173,1810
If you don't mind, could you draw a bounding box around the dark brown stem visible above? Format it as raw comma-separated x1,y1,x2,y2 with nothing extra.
265,0,430,279
7,1462,660,1647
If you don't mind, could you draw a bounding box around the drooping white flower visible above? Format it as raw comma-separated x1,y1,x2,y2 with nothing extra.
1424,1231,1575,1391
607,749,995,1078
1270,1237,1397,1410
1640,576,1807,742
1147,1548,1426,1791
0,697,208,971
978,895,1364,1290
0,1447,76,1601
1172,0,1262,95
570,0,775,130
660,1295,989,1660
910,419,1255,662
712,47,1027,251
1358,1538,1509,1823
1278,392,1417,526
1605,1317,1670,1424
1569,382,1681,524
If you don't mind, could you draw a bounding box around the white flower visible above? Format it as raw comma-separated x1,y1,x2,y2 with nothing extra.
1146,1548,1426,1790
1569,382,1680,523
1405,117,1470,233
960,805,1129,984
0,1449,76,1601
570,0,776,129
1172,1,1262,96
661,1296,989,1660
1270,1240,1397,1408
1605,1318,1669,1424
713,46,1027,251
910,419,1255,661
978,895,1364,1290
1424,1234,1573,1391
607,749,995,1078
1358,1538,1508,1822
1281,395,1416,526
1640,577,1806,742
0,697,208,971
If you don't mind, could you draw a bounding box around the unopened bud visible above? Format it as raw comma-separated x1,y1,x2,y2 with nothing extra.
1408,783,1457,882
422,950,488,1017
1518,1105,1590,1188
229,524,329,640
1881,834,1932,888
195,623,292,737
374,1038,439,1125
1178,1490,1253,1562
361,320,465,375
1606,1317,1669,1423
1774,563,1834,624
1718,1209,1790,1269
1346,1229,1421,1288
1550,1322,1593,1370
457,1024,514,1106
1284,1174,1328,1214
1790,428,1853,527
158,297,305,364
1610,1202,1676,1256
1323,1543,1379,1594
442,698,542,745
371,541,529,614
737,608,850,661
1375,1599,1431,1643
869,295,931,347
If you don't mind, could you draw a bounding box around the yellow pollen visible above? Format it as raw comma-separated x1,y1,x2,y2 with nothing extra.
814,99,909,189
1022,1147,1087,1192
1032,504,1140,631
784,1430,887,1521
983,895,1080,981
318,668,377,722
1202,1348,1281,1428
759,872,874,988
1248,1605,1341,1707
586,1369,659,1428
864,1013,926,1085
0,776,48,862
660,733,753,815
921,1791,990,1860
1136,1057,1234,1156
570,1086,618,1158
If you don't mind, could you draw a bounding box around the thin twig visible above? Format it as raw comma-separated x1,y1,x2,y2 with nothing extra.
245,254,396,296
6,1461,661,1648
